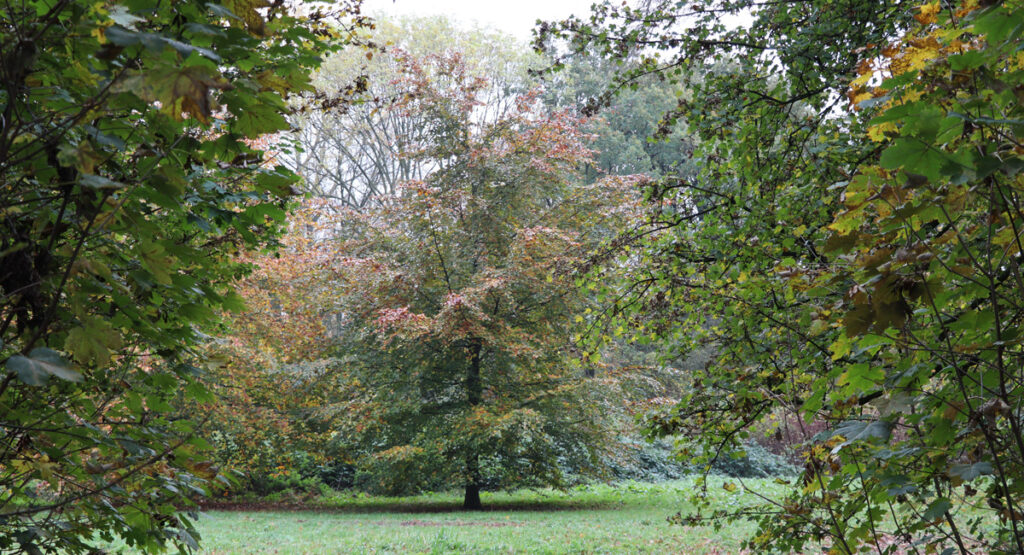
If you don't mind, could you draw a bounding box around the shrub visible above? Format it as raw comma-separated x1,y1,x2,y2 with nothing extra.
702,441,798,479
603,438,691,482
246,473,331,499
607,437,797,481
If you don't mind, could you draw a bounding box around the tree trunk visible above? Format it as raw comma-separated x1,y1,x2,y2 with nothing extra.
464,340,483,510
463,478,482,510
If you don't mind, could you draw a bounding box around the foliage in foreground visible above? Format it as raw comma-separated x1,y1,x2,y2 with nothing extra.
0,0,367,551
543,0,1024,552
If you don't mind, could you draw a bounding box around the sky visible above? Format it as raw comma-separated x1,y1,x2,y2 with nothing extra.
360,0,599,41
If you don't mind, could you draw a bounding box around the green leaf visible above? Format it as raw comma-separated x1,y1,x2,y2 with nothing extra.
833,420,893,449
922,498,952,522
974,5,1024,44
230,101,289,136
879,138,948,181
185,382,215,403
220,291,247,312
948,51,985,71
80,174,126,189
839,362,884,392
207,3,242,22
6,348,82,386
255,167,297,196
105,25,221,61
949,462,993,481
844,305,874,337
108,6,145,29
933,417,955,443
65,318,123,367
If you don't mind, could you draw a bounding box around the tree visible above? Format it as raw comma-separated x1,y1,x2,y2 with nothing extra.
287,15,544,210
542,53,694,182
193,202,356,493
331,51,637,509
0,0,367,550
544,0,1024,552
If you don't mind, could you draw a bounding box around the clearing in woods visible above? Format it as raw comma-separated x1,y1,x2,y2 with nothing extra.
178,479,785,554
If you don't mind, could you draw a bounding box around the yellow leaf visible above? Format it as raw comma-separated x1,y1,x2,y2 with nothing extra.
809,319,830,336
905,36,942,72
994,227,1021,253
830,335,852,361
915,1,941,25
223,0,269,36
256,70,291,94
867,121,897,142
828,207,865,234
851,91,873,105
851,71,873,88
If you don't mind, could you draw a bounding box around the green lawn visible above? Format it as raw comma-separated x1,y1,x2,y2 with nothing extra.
181,478,783,554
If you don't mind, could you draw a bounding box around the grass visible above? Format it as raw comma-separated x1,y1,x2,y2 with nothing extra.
93,477,1005,553
180,478,786,554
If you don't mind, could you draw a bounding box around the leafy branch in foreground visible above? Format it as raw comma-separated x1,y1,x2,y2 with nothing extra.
0,0,368,551
545,0,1024,552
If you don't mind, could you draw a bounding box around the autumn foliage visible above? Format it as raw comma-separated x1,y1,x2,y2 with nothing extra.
203,49,642,507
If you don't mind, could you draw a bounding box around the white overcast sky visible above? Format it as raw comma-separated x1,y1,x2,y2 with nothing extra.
361,0,599,41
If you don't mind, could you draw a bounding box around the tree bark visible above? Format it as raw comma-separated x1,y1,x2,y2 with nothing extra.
463,340,483,510
463,479,481,510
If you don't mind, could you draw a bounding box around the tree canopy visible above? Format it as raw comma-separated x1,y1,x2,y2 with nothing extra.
287,15,544,210
273,49,639,509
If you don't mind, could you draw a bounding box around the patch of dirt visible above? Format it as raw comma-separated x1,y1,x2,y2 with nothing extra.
394,519,523,527
197,500,612,514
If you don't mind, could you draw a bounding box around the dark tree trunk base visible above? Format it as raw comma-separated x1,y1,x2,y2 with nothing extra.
463,484,481,510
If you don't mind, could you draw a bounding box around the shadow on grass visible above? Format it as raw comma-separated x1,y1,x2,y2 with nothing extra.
197,499,623,514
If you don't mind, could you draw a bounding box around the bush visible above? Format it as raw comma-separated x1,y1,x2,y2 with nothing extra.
316,460,357,490
228,451,355,498
703,441,798,478
603,438,691,482
245,472,330,499
604,437,797,482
